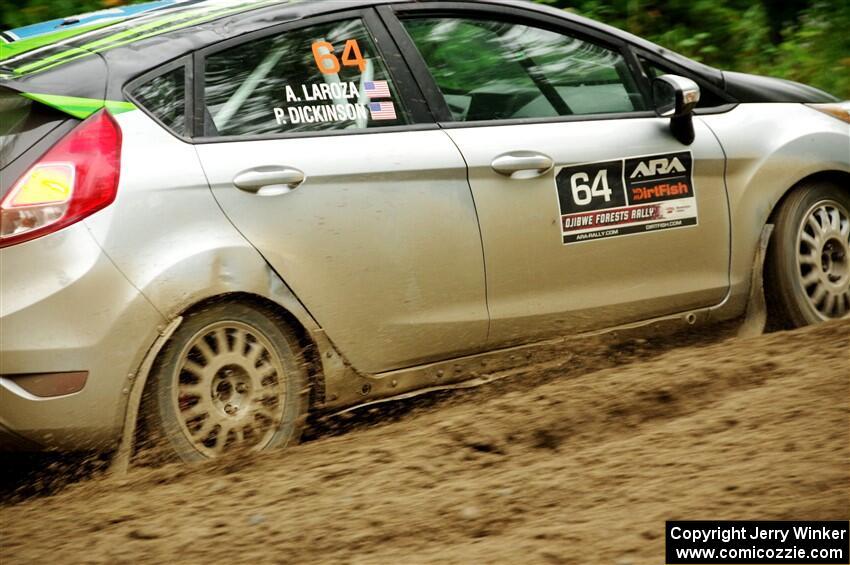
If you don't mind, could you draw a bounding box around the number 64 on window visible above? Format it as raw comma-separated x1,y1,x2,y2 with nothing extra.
311,39,367,74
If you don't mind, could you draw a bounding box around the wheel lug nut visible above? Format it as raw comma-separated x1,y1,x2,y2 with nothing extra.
224,403,237,415
236,383,248,394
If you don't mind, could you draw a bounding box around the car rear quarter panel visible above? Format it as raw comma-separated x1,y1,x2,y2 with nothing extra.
0,224,164,449
84,111,323,331
699,103,850,317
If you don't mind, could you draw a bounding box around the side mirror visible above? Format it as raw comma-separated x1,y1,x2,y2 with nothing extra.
652,75,700,145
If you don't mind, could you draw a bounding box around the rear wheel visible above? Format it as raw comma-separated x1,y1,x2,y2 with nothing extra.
766,181,850,327
145,301,309,462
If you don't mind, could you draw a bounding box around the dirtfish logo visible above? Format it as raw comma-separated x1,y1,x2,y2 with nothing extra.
630,157,686,178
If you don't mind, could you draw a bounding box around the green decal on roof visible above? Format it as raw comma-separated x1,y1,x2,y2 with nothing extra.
0,21,118,62
21,92,136,119
2,0,282,77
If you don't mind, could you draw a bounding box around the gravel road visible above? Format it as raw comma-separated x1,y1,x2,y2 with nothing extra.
1,321,848,564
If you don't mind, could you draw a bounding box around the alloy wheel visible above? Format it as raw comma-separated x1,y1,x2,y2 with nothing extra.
795,200,850,319
171,321,287,457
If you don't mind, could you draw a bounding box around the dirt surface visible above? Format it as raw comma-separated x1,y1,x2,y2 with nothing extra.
2,322,848,564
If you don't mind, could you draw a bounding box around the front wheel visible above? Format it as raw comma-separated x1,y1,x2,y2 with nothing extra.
145,301,309,462
766,181,850,327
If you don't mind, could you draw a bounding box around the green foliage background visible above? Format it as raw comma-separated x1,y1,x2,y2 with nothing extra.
1,0,848,97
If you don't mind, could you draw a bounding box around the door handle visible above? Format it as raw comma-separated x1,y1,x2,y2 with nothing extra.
233,166,305,196
491,151,554,179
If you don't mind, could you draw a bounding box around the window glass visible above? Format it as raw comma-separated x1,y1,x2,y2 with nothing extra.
403,17,645,122
203,19,408,137
132,66,186,135
641,59,666,80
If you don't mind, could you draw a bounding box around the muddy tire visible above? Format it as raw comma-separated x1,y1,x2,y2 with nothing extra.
766,181,850,327
145,301,309,462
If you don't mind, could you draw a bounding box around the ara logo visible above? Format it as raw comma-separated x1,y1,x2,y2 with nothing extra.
630,157,686,178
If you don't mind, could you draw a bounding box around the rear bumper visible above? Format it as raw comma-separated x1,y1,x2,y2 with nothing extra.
0,221,164,451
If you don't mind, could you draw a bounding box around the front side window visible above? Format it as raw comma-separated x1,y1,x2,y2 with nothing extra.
203,19,408,137
402,17,646,122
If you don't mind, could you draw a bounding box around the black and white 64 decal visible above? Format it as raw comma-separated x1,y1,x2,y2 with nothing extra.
555,151,698,244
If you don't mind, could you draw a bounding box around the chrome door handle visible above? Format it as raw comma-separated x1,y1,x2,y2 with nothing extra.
491,151,554,179
233,166,305,196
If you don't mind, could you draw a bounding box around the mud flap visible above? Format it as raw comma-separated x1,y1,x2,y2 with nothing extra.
109,316,183,475
738,224,774,338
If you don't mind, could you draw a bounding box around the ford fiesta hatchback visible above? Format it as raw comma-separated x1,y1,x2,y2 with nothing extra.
1,0,848,463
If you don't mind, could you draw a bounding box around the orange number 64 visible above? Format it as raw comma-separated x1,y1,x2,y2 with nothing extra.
312,39,367,74
311,41,340,74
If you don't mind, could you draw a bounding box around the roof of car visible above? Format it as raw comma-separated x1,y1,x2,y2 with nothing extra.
0,0,720,112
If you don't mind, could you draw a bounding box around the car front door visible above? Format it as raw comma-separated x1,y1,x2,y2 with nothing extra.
386,6,731,346
192,11,488,374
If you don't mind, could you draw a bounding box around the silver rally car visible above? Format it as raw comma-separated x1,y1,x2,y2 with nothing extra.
1,0,848,463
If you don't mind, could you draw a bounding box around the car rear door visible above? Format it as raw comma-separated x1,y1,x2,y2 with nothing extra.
191,10,488,374
383,4,731,346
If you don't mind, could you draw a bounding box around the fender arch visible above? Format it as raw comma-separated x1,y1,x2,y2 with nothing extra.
700,104,850,320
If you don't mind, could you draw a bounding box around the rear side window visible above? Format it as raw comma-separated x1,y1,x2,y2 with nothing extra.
131,66,187,135
202,18,408,137
402,17,646,122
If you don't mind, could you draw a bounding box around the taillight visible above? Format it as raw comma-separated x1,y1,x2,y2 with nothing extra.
0,109,121,248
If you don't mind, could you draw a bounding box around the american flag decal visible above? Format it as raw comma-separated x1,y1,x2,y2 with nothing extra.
369,102,397,121
364,80,391,99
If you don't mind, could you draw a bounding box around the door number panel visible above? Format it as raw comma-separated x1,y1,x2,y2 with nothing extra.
555,151,698,244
